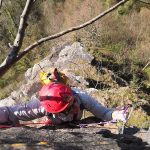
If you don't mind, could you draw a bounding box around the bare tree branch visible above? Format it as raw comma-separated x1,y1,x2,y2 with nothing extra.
0,0,129,77
0,0,3,9
142,59,150,71
139,0,150,5
0,0,34,76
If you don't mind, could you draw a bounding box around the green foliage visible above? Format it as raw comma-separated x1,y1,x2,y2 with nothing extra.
0,69,15,88
144,67,150,80
106,97,118,108
105,42,123,53
118,0,150,14
14,56,32,74
127,108,150,128
104,0,150,15
118,0,136,15
0,0,48,99
0,92,10,99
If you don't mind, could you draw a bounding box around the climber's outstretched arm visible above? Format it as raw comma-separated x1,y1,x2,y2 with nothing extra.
0,97,46,125
72,88,113,121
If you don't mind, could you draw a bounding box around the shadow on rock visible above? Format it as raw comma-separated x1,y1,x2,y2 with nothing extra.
86,78,111,89
141,104,150,116
97,129,149,150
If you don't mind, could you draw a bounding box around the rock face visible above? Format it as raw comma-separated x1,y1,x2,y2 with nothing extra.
55,42,94,68
0,42,149,149
0,126,149,150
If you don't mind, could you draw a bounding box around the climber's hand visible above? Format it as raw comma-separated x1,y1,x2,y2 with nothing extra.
112,109,127,122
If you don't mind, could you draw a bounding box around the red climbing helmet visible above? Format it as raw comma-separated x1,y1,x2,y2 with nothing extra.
39,82,74,113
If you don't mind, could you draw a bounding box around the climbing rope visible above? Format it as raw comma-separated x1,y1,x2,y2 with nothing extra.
0,100,147,134
0,122,52,129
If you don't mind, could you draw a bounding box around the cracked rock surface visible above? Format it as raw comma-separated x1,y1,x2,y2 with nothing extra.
0,126,149,150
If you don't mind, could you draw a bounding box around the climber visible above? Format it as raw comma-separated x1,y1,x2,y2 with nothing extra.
0,82,127,126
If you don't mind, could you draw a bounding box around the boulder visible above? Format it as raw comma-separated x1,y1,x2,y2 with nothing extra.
55,42,94,69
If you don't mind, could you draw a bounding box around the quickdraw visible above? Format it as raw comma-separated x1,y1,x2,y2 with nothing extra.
118,104,133,134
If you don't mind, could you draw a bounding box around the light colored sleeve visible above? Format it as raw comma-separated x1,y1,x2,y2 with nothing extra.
0,97,46,125
0,107,11,123
72,88,113,121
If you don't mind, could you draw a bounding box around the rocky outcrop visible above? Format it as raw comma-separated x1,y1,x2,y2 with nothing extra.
55,42,94,68
0,42,93,105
